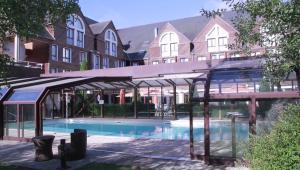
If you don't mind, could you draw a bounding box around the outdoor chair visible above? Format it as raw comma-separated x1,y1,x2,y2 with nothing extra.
32,135,55,161
58,129,87,161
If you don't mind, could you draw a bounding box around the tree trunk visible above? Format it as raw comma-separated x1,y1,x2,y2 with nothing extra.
277,83,282,92
295,68,300,91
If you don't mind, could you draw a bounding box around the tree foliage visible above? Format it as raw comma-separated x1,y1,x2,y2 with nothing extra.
245,104,300,169
0,0,79,80
201,0,300,90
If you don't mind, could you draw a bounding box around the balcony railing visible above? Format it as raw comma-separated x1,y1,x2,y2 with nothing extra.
13,60,43,69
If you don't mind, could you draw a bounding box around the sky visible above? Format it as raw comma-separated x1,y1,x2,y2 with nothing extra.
79,0,228,29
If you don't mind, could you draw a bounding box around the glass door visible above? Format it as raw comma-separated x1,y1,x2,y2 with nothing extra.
4,105,18,138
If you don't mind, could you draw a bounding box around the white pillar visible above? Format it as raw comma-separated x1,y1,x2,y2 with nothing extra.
178,92,185,104
14,35,20,62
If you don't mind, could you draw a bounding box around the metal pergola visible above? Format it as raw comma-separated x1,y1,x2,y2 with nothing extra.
0,56,299,164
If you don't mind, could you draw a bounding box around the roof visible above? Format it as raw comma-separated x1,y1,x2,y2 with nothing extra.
118,11,238,55
84,16,98,25
89,21,111,35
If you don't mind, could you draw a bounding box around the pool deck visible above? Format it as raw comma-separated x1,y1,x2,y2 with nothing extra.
0,118,246,170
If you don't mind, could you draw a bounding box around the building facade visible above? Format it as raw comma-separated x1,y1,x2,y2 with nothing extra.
1,10,266,73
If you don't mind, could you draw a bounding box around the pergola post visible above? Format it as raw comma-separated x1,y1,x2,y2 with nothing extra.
100,90,104,118
203,72,212,164
133,87,138,119
189,81,196,159
161,86,164,120
173,85,177,120
147,86,150,118
249,97,256,135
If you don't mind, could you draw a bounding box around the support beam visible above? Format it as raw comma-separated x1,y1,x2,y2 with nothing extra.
249,97,256,135
189,81,196,159
203,72,212,164
133,87,138,119
161,86,164,120
100,90,104,118
147,86,150,118
173,85,177,120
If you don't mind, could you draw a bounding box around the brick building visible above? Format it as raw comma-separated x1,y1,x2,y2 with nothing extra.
1,10,265,73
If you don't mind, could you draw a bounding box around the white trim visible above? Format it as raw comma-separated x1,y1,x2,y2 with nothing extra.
105,29,118,57
50,44,58,61
159,32,179,57
66,14,85,48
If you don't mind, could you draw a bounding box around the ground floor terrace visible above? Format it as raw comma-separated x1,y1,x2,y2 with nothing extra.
0,57,300,166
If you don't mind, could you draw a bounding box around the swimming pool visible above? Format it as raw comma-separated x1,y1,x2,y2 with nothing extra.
43,119,249,141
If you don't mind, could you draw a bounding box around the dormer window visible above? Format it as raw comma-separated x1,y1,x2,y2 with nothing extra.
105,29,117,57
66,14,85,48
206,24,228,53
159,32,179,57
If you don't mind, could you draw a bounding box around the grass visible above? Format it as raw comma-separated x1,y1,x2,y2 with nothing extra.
75,163,142,170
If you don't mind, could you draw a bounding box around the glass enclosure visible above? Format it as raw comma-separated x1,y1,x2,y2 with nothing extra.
4,104,35,139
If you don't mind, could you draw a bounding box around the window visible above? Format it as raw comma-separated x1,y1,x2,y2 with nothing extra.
93,55,100,69
63,48,72,63
163,58,175,64
50,68,58,73
180,58,189,63
66,14,85,48
206,24,229,52
63,69,71,72
207,38,216,47
211,53,225,60
51,44,58,61
114,60,119,68
119,60,125,67
218,37,227,46
66,28,74,45
103,57,110,69
132,62,138,66
80,52,88,63
160,32,179,57
152,61,159,65
105,29,117,57
198,56,206,61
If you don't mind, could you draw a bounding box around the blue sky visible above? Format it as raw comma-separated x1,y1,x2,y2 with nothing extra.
79,0,228,29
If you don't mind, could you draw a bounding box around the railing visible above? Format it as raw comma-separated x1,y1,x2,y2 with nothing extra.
13,60,43,69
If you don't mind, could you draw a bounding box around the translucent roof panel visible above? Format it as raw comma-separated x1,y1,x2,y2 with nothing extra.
7,90,42,102
0,87,9,100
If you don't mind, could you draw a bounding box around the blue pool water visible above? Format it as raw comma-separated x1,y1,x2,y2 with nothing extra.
43,120,249,141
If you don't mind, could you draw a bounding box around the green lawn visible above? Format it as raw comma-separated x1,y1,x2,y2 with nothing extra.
75,163,142,170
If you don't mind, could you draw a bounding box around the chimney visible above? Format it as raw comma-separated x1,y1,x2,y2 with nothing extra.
154,27,158,38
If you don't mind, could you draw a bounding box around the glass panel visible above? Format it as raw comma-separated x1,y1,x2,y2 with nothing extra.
209,101,249,158
21,104,35,138
4,105,18,137
8,90,41,102
0,87,8,100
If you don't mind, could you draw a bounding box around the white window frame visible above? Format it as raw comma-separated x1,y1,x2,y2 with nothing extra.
105,29,117,57
50,68,59,73
159,32,179,57
103,56,110,69
206,24,229,53
93,54,100,69
50,44,58,61
63,48,72,63
66,14,85,48
152,61,159,65
80,51,88,63
180,58,189,63
198,56,206,61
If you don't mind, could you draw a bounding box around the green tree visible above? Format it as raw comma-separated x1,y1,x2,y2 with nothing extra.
201,0,300,91
0,0,79,80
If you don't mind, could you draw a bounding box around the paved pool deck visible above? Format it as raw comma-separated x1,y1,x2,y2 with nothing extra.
0,118,246,170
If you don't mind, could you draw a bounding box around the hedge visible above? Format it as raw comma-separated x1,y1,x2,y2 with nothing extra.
244,104,300,170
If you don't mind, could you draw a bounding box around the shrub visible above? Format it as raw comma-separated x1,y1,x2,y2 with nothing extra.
245,104,300,170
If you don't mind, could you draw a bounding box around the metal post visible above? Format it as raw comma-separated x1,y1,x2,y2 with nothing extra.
204,72,212,164
249,97,256,135
60,139,69,169
147,86,150,118
134,87,137,119
189,82,195,159
173,85,177,120
231,116,236,158
100,90,104,118
161,86,164,120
